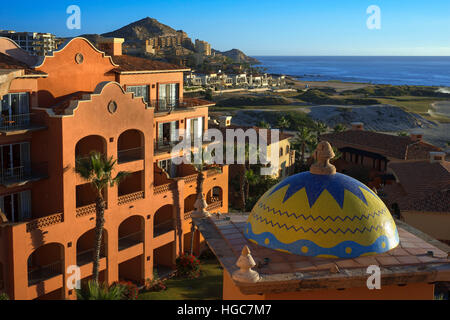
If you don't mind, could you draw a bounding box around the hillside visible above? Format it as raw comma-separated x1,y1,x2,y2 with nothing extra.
77,17,258,64
213,48,259,64
101,17,180,42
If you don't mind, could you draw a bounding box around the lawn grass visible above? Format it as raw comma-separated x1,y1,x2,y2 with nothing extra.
138,259,223,300
376,96,446,114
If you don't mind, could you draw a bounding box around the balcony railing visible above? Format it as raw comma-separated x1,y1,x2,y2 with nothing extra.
0,113,46,133
183,174,198,184
0,162,48,186
150,99,197,113
118,191,144,205
118,230,144,251
118,147,144,164
26,213,64,233
184,210,194,220
154,220,175,237
76,203,96,218
207,200,223,212
154,182,176,195
76,245,106,266
28,260,62,286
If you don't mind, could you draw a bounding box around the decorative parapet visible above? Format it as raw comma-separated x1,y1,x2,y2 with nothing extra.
154,183,176,195
118,191,145,206
183,174,198,184
26,213,64,233
75,203,96,218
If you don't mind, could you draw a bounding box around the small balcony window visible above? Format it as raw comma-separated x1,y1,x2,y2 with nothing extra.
0,190,32,223
126,85,149,103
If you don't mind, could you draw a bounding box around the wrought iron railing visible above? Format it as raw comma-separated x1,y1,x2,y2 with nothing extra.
150,99,198,113
118,191,144,205
118,147,144,164
118,230,144,251
0,113,45,132
28,260,63,286
0,162,48,185
154,220,175,237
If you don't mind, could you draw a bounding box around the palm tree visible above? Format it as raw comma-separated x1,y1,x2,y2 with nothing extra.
75,152,129,283
277,116,290,133
333,123,347,133
314,121,328,138
294,127,314,165
256,120,271,129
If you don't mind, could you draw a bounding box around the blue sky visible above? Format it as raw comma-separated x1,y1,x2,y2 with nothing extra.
1,0,449,56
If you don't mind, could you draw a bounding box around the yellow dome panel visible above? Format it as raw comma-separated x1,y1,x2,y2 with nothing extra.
245,172,399,258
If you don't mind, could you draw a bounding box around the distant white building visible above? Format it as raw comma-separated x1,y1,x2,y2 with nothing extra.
0,30,57,56
184,71,286,89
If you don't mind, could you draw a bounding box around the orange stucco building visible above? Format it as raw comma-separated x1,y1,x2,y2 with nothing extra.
0,37,228,300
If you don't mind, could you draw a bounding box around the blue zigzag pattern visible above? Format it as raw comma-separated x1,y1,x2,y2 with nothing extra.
258,202,388,222
251,213,385,234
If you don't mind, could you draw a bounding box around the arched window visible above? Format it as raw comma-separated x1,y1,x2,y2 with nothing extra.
280,148,284,156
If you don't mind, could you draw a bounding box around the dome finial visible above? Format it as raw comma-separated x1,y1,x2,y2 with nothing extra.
232,246,260,283
310,141,336,175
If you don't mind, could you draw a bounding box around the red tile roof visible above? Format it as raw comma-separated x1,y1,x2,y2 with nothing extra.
321,130,441,160
0,52,46,75
385,160,450,212
405,189,450,212
111,55,188,73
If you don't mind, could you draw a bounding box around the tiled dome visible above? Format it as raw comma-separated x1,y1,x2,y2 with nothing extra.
244,142,399,259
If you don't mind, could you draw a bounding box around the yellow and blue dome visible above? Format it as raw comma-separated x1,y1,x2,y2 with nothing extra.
244,170,399,259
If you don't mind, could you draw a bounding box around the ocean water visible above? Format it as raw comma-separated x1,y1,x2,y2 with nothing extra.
253,56,450,87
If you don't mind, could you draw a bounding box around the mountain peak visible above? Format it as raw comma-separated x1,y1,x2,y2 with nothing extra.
101,17,178,41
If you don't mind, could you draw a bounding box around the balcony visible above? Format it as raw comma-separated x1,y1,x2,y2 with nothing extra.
0,162,48,187
76,244,106,266
154,220,175,237
28,260,63,286
0,113,47,135
118,191,144,206
150,99,201,113
118,230,144,251
118,147,144,164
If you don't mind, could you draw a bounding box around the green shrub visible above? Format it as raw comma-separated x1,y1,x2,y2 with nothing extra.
144,273,167,292
176,253,201,279
76,281,127,300
0,293,9,300
117,281,139,300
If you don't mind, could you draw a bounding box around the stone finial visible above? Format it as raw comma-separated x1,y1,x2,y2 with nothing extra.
232,246,260,283
310,141,336,175
191,193,211,218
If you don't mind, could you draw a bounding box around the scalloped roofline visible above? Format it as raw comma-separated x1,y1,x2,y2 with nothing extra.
34,81,151,118
0,36,40,66
32,37,119,68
